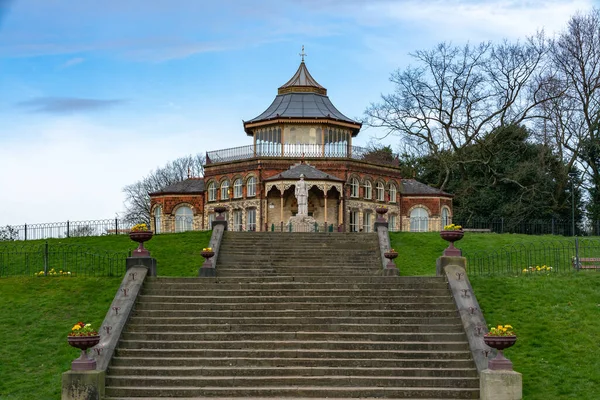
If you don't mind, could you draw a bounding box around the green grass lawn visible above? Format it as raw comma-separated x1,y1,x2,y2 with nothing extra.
471,272,600,400
1,231,599,399
389,232,586,276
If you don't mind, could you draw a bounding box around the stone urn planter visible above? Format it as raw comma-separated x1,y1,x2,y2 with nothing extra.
199,248,216,277
484,335,517,370
67,335,100,371
213,205,227,220
129,231,153,257
375,207,388,222
440,229,464,256
383,250,398,269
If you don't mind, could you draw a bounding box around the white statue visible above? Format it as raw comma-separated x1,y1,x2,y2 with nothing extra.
295,174,309,217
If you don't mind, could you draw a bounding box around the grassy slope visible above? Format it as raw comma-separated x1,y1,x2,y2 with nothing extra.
1,232,599,399
471,273,600,400
389,232,569,276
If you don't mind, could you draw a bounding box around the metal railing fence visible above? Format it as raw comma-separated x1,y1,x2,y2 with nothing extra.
465,238,600,276
206,144,399,166
0,241,129,277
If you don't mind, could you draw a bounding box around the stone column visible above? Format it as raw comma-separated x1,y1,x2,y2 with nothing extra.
324,194,328,225
280,194,284,223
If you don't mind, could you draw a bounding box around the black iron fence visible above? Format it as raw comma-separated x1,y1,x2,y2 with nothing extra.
465,238,600,276
408,217,600,236
0,219,135,241
0,242,129,277
206,144,399,166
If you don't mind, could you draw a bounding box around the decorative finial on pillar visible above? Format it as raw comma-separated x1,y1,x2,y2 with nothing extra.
299,45,307,62
187,167,191,178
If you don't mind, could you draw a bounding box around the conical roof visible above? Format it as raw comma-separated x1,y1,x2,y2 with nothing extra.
278,61,326,95
244,61,361,133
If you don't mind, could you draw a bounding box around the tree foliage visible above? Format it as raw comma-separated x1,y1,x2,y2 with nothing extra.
122,154,205,224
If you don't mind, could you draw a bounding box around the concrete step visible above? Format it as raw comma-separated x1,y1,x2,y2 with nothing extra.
142,282,448,290
138,289,452,298
115,348,474,360
134,301,456,311
120,332,468,342
104,385,480,399
128,316,462,326
117,340,470,352
146,276,443,284
109,357,476,369
131,309,460,319
105,375,480,388
107,365,479,378
125,323,464,334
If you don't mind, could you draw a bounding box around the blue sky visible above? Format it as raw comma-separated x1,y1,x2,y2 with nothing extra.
0,0,597,225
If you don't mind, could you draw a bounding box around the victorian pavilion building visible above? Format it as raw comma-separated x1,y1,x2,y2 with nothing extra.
149,60,453,233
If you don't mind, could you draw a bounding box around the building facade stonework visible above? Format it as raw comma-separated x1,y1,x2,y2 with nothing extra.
150,61,453,232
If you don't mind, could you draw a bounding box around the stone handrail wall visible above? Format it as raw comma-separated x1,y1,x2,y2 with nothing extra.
94,266,149,371
437,256,490,373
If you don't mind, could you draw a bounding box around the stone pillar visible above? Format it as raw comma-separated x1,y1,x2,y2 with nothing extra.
324,195,328,225
480,369,522,400
280,194,284,223
62,370,105,400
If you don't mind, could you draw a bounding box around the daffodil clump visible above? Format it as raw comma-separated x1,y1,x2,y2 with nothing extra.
387,248,398,253
443,224,463,231
522,265,552,273
68,321,99,337
202,247,213,252
486,324,515,337
131,223,149,232
34,268,71,277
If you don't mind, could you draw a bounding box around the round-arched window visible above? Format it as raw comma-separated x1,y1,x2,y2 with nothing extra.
410,207,429,232
175,206,193,232
154,205,162,234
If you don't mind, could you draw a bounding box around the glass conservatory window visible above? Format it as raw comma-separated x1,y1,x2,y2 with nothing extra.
442,207,450,227
175,206,193,232
410,207,429,232
154,206,162,234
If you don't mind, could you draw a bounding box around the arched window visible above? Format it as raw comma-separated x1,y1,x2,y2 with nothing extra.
350,178,359,198
410,207,429,232
220,180,229,200
247,177,256,197
175,206,193,232
442,207,450,228
389,183,397,203
389,214,397,232
364,181,372,200
376,182,385,201
233,178,243,198
154,205,162,234
207,182,217,202
363,210,373,232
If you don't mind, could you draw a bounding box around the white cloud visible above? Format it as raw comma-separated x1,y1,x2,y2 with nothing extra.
60,57,84,68
0,115,237,225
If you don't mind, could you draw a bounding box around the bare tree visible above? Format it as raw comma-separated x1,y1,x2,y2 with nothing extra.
547,8,600,218
365,36,548,190
122,153,205,224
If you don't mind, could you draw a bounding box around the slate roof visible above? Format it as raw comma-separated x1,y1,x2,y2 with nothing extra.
245,61,360,128
401,179,451,196
151,178,205,195
246,93,357,124
264,163,344,182
278,61,326,92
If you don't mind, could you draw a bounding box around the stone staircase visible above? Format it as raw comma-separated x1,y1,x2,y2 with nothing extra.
104,232,479,399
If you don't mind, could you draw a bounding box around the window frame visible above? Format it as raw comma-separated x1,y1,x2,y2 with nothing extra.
247,176,256,197
376,182,385,201
208,182,217,202
220,180,230,200
364,181,372,200
389,183,397,203
175,205,194,232
233,179,243,198
350,178,359,198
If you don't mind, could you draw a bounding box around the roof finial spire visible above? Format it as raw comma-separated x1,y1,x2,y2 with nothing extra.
299,45,306,62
